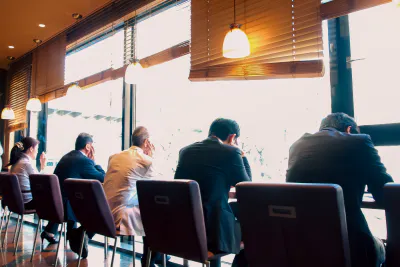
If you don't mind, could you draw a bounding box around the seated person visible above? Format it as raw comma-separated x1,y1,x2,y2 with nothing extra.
174,118,252,267
104,126,163,267
8,137,47,210
286,113,393,267
42,133,105,257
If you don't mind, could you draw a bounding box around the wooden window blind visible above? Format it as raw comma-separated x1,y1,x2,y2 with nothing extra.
190,0,324,81
7,64,31,132
31,34,66,102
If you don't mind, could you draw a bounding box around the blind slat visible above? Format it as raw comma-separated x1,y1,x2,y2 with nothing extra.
190,0,323,81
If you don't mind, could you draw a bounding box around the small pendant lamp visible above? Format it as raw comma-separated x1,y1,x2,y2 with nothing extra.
222,0,251,58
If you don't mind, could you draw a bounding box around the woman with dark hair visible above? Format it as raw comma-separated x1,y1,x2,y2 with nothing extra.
8,137,46,210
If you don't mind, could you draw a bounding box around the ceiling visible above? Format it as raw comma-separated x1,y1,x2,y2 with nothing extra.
0,0,112,70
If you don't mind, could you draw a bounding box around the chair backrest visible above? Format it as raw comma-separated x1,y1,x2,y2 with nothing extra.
29,174,64,223
0,173,25,214
137,180,208,263
64,179,116,238
384,183,400,267
236,182,351,267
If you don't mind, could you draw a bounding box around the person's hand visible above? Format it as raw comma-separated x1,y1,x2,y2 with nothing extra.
88,145,96,161
145,142,155,157
40,152,47,171
229,136,246,157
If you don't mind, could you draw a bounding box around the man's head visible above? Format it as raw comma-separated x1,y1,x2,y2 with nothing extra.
75,133,94,155
208,118,241,145
132,126,152,151
319,113,360,134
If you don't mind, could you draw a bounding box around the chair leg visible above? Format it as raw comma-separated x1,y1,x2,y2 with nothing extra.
30,219,41,262
183,259,189,266
64,223,67,248
54,223,65,266
0,206,5,230
110,237,118,267
205,261,211,267
162,254,166,267
132,236,135,267
2,211,11,247
146,249,152,267
104,236,108,259
13,215,20,244
13,215,23,255
77,230,86,267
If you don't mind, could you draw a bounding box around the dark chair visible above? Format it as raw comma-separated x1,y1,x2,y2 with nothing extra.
0,173,36,255
236,182,351,267
29,174,66,264
137,179,228,267
64,178,136,267
384,183,400,267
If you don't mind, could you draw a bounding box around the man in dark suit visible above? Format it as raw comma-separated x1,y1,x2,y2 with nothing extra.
41,133,105,257
286,113,393,267
175,118,251,267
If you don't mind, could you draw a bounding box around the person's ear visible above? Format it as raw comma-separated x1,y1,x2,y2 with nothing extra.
346,126,352,134
85,144,91,151
227,134,236,145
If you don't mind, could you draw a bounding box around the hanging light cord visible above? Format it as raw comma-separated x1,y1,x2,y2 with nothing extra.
234,0,236,25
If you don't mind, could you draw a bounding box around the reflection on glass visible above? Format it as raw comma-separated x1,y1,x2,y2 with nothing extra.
136,23,331,182
350,4,400,125
46,79,123,171
65,31,124,84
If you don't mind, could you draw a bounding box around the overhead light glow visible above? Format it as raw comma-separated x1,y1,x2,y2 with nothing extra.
8,46,14,49
26,97,42,112
1,105,15,120
39,24,46,28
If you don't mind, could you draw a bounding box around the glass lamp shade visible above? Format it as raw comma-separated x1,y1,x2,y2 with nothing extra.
1,106,15,120
223,24,251,59
26,97,42,112
67,83,82,97
125,61,144,85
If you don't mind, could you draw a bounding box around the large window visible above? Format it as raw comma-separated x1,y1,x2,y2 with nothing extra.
65,30,124,84
136,21,331,181
350,4,400,126
46,79,123,171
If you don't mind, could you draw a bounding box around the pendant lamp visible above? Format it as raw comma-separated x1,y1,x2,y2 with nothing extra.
26,97,42,112
124,12,144,85
223,0,250,58
1,105,15,120
27,39,42,112
125,59,144,85
67,82,82,97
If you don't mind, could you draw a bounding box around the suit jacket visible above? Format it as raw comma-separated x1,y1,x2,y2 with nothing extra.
104,146,155,236
174,137,252,254
54,150,105,222
286,128,393,266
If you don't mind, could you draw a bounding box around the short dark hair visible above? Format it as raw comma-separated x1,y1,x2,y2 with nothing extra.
208,118,240,141
132,126,150,147
75,133,93,150
319,113,360,133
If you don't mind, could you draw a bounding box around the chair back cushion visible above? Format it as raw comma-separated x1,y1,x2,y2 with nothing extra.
137,179,208,263
384,183,400,267
64,179,116,237
236,182,351,267
30,174,64,223
0,173,25,214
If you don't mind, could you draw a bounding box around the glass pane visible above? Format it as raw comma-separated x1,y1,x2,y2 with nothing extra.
29,111,39,139
136,23,331,182
377,146,400,182
350,4,400,125
136,1,190,59
46,79,123,171
65,31,124,84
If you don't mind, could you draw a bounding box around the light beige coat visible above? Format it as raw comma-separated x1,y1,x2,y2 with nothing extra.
103,146,155,236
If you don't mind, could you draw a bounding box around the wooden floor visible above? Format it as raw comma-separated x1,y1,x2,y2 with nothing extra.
0,219,232,266
0,220,143,267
